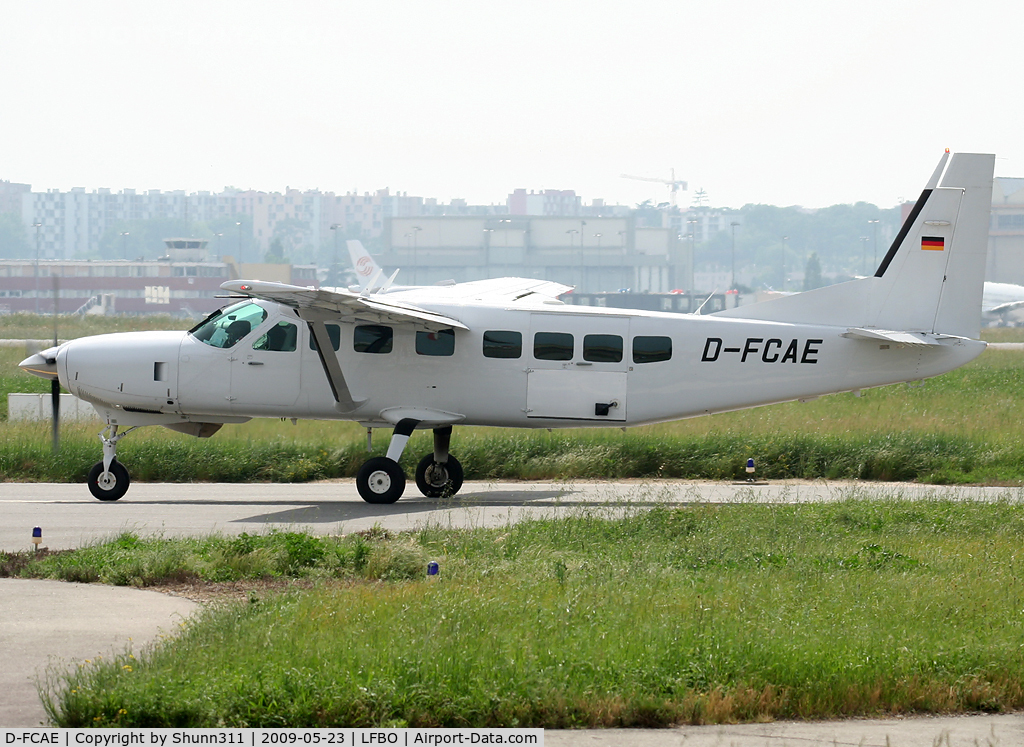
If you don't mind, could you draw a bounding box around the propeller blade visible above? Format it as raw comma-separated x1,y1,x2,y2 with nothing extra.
51,378,60,454
51,274,60,454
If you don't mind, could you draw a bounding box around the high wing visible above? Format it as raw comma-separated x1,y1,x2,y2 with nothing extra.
396,276,574,304
221,276,574,326
220,280,468,330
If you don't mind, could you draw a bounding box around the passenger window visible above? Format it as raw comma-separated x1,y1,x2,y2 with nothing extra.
416,329,455,356
354,325,393,354
190,301,267,349
633,336,672,364
584,334,623,363
483,330,522,359
534,332,573,361
253,321,297,352
308,324,342,352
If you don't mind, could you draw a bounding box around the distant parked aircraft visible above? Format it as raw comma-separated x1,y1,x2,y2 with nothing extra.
982,282,1024,325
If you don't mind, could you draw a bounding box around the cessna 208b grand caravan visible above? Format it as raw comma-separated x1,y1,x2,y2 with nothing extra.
20,151,994,503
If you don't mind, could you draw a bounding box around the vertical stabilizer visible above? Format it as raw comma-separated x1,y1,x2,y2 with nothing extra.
715,152,995,338
930,154,995,338
347,240,383,290
868,153,994,338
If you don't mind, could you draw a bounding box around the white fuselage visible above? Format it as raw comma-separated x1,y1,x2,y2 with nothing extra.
53,295,985,432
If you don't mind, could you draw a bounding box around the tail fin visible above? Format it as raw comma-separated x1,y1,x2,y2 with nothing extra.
716,152,995,338
346,240,384,289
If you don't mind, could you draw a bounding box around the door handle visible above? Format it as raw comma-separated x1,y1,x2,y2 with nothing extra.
246,361,264,366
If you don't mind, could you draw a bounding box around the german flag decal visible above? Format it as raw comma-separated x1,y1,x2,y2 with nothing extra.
921,236,945,251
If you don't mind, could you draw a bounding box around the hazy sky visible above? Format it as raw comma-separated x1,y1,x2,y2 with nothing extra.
3,0,1021,210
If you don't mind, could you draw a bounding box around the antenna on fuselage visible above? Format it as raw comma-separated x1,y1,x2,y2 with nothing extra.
693,289,718,315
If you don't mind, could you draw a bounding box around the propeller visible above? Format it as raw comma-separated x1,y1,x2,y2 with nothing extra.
50,275,59,453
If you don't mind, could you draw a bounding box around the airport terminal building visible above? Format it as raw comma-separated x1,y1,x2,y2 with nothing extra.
0,239,317,316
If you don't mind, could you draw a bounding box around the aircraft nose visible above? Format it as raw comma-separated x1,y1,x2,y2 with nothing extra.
18,346,60,381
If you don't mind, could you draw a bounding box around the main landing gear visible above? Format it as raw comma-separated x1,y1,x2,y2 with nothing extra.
87,425,139,501
355,420,463,504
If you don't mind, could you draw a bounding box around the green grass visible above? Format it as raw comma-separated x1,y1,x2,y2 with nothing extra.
3,527,420,586
30,499,1024,726
1,312,193,341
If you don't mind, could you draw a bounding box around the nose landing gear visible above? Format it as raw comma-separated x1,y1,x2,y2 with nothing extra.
87,425,137,501
355,421,464,503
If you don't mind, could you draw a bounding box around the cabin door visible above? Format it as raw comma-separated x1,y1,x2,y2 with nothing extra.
230,318,303,409
526,313,629,422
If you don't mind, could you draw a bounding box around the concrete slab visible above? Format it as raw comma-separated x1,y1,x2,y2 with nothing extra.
545,715,1024,746
0,578,196,727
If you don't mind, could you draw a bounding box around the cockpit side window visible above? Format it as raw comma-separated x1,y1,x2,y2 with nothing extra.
253,321,298,352
190,302,268,349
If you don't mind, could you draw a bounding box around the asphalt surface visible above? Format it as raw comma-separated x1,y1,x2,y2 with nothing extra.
2,479,1023,742
4,479,1024,552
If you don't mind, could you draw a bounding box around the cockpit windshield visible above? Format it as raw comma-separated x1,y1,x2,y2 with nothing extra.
190,301,268,349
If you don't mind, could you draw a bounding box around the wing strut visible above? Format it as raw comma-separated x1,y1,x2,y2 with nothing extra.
305,318,365,412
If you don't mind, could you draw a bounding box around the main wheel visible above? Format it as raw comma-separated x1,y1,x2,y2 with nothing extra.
415,454,464,498
87,460,130,502
356,457,406,504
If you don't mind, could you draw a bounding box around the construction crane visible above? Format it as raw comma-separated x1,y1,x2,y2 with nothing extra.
620,169,688,206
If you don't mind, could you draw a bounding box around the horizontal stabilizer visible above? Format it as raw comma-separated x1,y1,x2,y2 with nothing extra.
840,328,960,347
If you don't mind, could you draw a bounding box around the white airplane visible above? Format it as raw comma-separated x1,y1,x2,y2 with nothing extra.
20,151,994,504
982,281,1024,325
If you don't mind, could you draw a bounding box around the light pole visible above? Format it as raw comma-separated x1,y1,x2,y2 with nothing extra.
582,221,590,289
411,225,422,284
329,224,341,286
618,229,628,290
236,221,243,267
730,221,740,291
860,236,870,275
781,236,788,291
33,221,42,314
687,219,698,294
482,228,494,278
868,219,880,269
212,232,223,261
566,229,579,287
120,231,130,260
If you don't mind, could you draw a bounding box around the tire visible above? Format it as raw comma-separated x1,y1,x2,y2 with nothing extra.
87,460,130,502
415,454,464,498
356,457,406,504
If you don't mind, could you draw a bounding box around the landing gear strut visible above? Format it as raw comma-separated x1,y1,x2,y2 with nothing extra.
354,421,463,504
87,425,137,501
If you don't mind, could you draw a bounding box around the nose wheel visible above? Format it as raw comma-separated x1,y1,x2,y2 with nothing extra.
87,459,130,501
86,424,137,501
